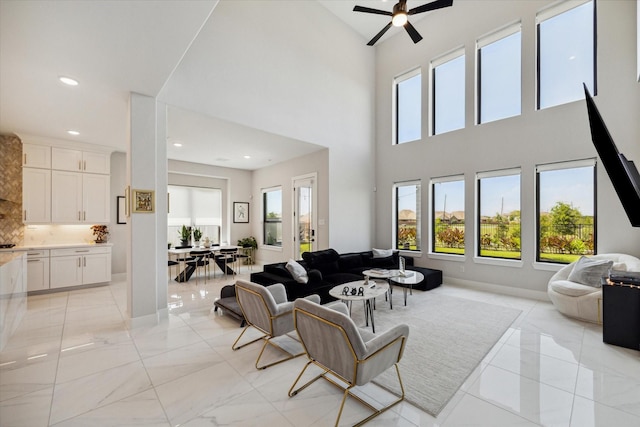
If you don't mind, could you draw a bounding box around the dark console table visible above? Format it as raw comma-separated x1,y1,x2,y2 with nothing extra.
602,282,640,351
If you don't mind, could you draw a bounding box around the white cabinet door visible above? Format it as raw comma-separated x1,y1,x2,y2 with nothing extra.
52,147,83,171
50,256,83,288
22,144,51,168
83,174,110,223
82,152,110,174
51,171,83,223
82,252,111,285
23,168,51,223
26,257,49,292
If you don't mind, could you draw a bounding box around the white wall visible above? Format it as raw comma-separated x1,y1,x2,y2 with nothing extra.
160,0,376,253
110,151,127,274
251,149,329,265
374,0,640,294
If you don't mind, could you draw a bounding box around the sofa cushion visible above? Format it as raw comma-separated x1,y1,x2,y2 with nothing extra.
286,259,308,284
339,253,364,271
550,279,600,297
302,248,340,276
264,262,294,279
568,256,613,287
372,248,393,258
371,255,396,268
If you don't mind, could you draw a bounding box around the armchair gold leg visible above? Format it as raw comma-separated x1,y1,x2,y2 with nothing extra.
255,336,305,370
231,325,266,351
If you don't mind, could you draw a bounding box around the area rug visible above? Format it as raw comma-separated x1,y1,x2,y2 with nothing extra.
357,291,522,416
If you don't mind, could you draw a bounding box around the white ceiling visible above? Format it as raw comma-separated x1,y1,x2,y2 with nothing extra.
0,0,441,171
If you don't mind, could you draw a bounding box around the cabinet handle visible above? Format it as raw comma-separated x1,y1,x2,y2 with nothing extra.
78,160,82,171
24,210,27,221
27,259,41,263
83,211,86,221
77,257,81,267
84,160,87,171
27,252,40,256
78,211,81,221
75,250,90,253
83,257,86,267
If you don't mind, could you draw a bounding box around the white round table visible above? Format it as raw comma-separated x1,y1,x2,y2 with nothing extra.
329,280,389,333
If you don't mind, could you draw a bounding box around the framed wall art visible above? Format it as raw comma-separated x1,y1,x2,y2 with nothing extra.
233,202,249,223
132,189,155,213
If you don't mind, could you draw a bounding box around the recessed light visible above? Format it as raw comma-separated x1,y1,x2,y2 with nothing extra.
67,130,80,136
243,155,251,159
59,76,79,86
173,143,182,147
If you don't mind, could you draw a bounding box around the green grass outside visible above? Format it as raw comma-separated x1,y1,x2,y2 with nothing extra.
479,250,521,259
434,247,465,255
539,253,582,263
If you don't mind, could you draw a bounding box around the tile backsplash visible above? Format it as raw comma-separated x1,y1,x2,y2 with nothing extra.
0,135,24,245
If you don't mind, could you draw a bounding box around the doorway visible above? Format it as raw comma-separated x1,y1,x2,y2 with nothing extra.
292,173,317,259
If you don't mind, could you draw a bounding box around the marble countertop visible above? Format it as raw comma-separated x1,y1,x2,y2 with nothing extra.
0,243,114,253
0,252,25,267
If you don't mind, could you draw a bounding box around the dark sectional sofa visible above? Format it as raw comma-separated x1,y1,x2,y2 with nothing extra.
249,248,442,303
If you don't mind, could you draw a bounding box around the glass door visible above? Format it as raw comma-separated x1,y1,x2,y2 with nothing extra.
293,174,317,259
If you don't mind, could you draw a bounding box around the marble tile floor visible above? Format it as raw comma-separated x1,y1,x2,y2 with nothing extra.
1,268,640,426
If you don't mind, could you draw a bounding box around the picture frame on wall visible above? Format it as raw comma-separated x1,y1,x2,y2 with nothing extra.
116,196,127,224
132,189,155,213
233,202,249,223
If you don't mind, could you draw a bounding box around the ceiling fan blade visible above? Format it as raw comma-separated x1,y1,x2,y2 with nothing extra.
367,22,393,46
404,21,423,44
408,0,453,15
353,5,393,16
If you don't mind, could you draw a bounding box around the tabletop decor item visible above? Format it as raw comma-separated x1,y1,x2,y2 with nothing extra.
91,225,109,243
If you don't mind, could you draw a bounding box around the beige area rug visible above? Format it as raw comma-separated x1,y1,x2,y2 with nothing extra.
352,291,522,417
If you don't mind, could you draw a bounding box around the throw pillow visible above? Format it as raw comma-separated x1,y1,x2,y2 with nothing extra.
286,259,308,284
567,256,613,287
372,248,393,258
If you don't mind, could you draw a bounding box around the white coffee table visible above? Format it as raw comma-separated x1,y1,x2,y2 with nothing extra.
329,280,389,333
389,271,424,306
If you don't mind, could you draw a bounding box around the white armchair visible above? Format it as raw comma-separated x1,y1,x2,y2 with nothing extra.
547,253,640,323
232,279,320,369
289,297,409,426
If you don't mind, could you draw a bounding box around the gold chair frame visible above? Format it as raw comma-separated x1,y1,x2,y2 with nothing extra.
288,306,407,427
232,285,305,370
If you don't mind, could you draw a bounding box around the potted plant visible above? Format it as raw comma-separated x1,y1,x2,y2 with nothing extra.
91,225,109,243
178,225,192,247
193,227,203,247
237,236,258,250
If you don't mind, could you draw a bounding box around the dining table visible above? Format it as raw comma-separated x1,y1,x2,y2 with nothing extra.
168,245,240,282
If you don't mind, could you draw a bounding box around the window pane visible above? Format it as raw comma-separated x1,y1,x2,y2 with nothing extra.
432,179,465,254
396,183,421,251
537,164,595,263
263,188,282,247
538,1,595,109
167,185,221,246
397,73,421,144
479,32,521,123
433,55,465,135
478,173,521,259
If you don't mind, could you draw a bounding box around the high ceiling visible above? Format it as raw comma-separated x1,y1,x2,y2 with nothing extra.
0,0,438,170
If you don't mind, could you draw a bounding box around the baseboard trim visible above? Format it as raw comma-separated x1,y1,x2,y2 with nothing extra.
445,277,550,301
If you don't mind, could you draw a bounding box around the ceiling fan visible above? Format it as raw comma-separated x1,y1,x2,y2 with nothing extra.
353,0,453,46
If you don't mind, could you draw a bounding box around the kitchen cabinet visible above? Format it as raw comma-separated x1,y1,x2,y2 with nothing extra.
22,144,51,169
51,171,109,223
52,148,110,174
26,250,50,292
50,246,111,289
23,168,51,223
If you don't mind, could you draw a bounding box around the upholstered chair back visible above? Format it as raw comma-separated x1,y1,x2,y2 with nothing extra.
235,279,295,336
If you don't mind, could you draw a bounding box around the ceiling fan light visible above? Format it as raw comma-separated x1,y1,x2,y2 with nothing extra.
392,12,408,27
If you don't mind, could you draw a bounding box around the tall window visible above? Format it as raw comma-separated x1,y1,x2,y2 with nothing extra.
537,0,595,110
263,187,282,247
537,159,596,264
477,24,521,124
395,69,421,144
167,185,222,246
394,181,421,251
432,49,465,135
477,169,521,259
432,176,465,255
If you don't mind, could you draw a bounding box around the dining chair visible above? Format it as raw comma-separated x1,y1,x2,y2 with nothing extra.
187,250,211,284
216,248,239,277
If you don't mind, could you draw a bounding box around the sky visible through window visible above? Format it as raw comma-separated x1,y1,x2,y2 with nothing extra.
480,174,520,217
397,74,421,143
539,167,594,215
434,54,465,135
480,31,521,123
433,180,465,214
